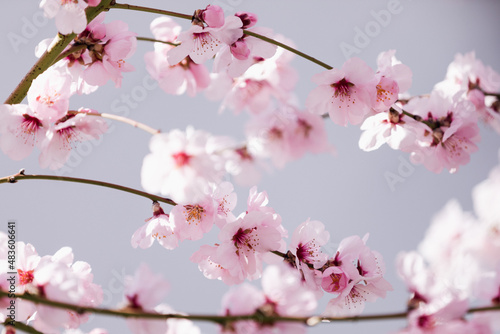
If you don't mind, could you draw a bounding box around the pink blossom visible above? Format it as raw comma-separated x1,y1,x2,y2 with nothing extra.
167,12,243,65
1,245,103,332
434,51,500,133
212,210,284,282
145,17,211,96
322,235,392,316
213,25,277,78
290,219,330,269
131,202,178,250
0,104,46,161
190,244,243,285
246,106,333,168
27,67,72,122
169,193,216,241
38,109,108,170
213,35,299,115
210,181,237,228
372,50,412,113
306,57,377,126
220,264,318,333
141,127,225,204
359,107,426,152
82,17,137,87
40,0,90,35
200,5,225,28
122,264,169,334
405,91,481,173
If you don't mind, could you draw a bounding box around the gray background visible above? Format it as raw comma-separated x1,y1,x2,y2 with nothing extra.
1,1,499,333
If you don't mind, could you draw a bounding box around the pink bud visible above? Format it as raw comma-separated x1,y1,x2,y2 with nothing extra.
202,5,225,28
235,12,258,29
321,266,348,293
230,40,250,60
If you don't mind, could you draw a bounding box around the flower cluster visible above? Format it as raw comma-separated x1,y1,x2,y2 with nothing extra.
397,151,500,332
0,68,107,170
0,235,102,332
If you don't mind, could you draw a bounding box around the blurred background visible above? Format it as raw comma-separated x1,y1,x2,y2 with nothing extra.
1,1,499,333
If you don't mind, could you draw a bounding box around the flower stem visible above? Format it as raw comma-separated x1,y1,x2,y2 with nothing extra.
110,3,334,70
111,3,192,20
4,0,114,105
0,170,176,206
137,36,179,46
243,30,333,70
68,110,161,135
2,290,499,327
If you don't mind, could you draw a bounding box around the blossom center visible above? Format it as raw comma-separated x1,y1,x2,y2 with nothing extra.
17,269,35,285
332,78,354,98
21,114,43,136
184,204,205,224
296,118,313,138
172,152,191,167
232,227,258,253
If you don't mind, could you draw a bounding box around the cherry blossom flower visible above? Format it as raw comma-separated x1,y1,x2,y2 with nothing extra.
358,107,427,152
27,67,72,122
434,51,500,133
131,202,178,250
38,13,137,91
212,35,299,115
372,50,412,113
220,264,318,333
405,91,481,173
321,235,392,316
38,109,108,170
0,104,47,161
0,243,102,332
141,127,225,204
145,17,211,96
169,193,217,241
213,12,277,78
290,219,330,269
210,181,237,228
122,263,170,334
306,57,377,126
167,6,243,65
40,0,101,35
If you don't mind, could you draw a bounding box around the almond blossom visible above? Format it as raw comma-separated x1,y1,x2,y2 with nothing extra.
321,235,392,316
220,264,318,334
38,109,108,170
144,17,211,96
192,187,286,284
211,35,299,115
306,57,377,126
358,107,427,152
131,202,178,250
0,104,46,161
38,13,137,91
40,0,101,35
434,51,500,133
141,127,225,204
121,263,170,334
0,242,102,333
405,91,481,173
167,5,243,65
213,11,277,78
373,50,412,113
